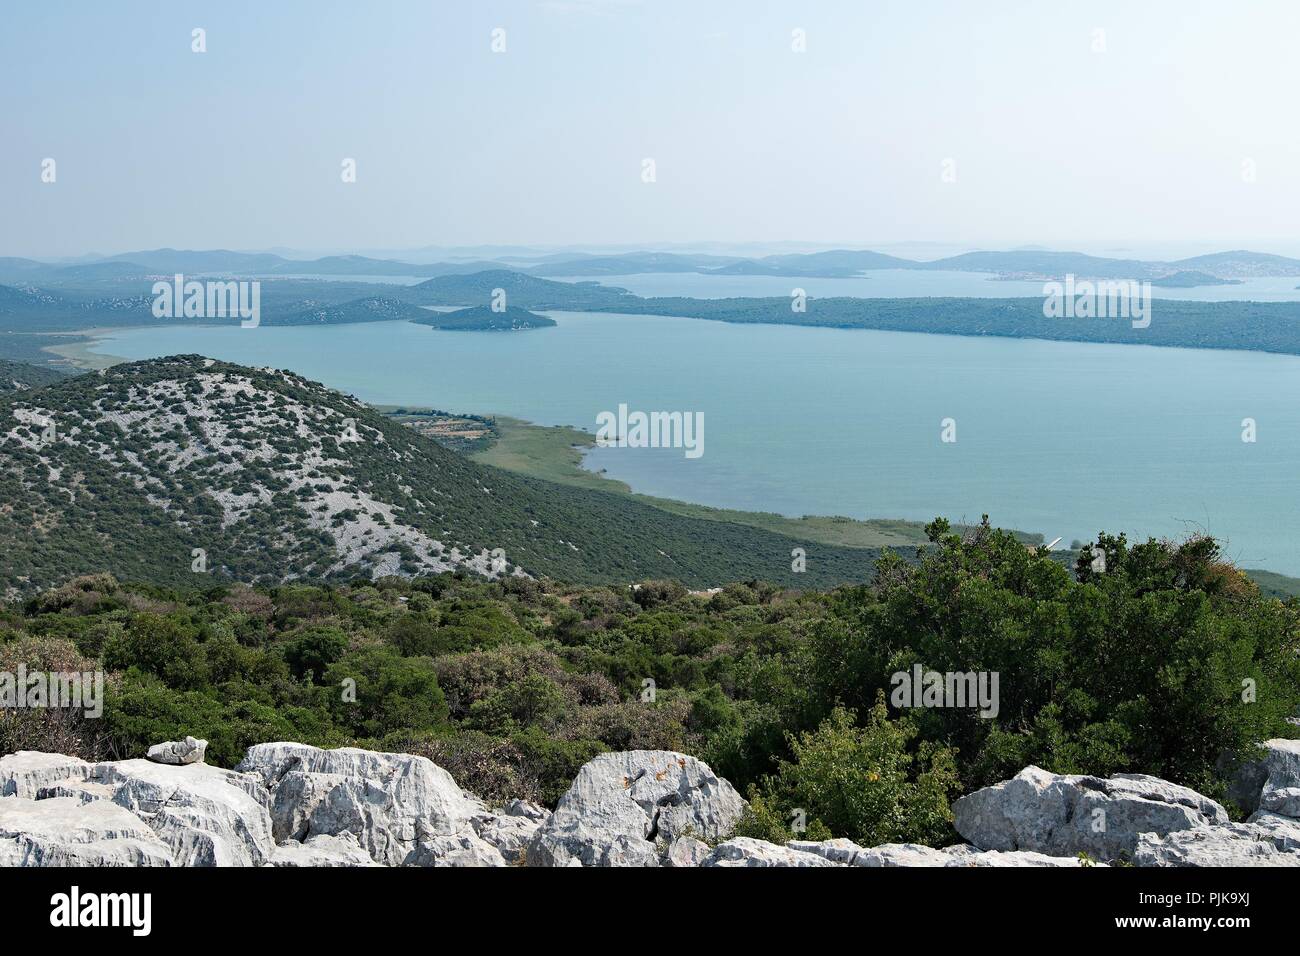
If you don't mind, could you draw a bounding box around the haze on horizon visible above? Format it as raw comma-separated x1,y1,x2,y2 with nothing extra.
4,0,1299,259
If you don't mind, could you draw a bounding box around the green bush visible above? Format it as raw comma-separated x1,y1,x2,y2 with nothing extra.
103,614,208,690
323,645,449,738
735,702,960,848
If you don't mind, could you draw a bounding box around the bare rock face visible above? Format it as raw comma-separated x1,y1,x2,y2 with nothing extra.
471,801,547,865
0,751,93,799
789,838,874,864
701,837,840,867
0,796,174,867
146,736,207,766
664,835,712,867
234,742,505,866
1,748,274,866
269,832,381,867
1256,739,1300,818
1133,824,1300,867
952,766,1228,861
1246,809,1300,850
6,744,1298,867
409,832,507,867
940,845,1104,867
0,743,540,868
788,839,1101,867
93,759,275,867
526,750,746,867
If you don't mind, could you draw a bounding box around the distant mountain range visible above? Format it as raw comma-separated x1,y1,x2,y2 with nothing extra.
6,246,1300,286
0,356,883,594
9,263,1300,367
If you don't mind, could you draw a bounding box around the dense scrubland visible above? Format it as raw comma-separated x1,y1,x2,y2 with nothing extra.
4,521,1295,847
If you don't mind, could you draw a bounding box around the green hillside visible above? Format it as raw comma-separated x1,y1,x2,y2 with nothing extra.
0,355,888,594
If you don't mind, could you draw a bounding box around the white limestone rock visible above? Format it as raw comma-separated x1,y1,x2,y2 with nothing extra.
664,835,712,867
0,796,173,867
264,770,347,843
472,807,545,865
952,766,1228,861
700,837,840,867
789,838,1100,867
788,837,869,864
500,798,548,822
146,736,207,766
94,759,275,866
0,751,92,799
848,842,953,867
409,832,508,867
234,742,499,866
526,750,745,867
269,832,380,867
1133,824,1300,867
1246,810,1300,851
941,844,1104,867
1256,739,1300,818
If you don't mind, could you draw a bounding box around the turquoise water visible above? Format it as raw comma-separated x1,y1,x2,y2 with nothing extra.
92,313,1300,574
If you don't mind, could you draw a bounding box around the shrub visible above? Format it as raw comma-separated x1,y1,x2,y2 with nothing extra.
735,701,960,848
323,646,449,738
102,613,208,690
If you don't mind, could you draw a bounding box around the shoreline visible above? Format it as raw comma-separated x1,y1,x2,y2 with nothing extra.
465,416,1035,552
41,327,131,370
28,305,1300,368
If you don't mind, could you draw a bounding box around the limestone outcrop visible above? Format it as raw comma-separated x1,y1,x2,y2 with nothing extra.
4,740,1300,867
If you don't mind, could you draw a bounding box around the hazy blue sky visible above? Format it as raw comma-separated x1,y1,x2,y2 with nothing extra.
4,0,1299,257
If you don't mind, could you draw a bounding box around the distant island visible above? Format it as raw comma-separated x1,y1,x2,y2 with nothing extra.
1150,271,1243,288
413,304,556,331
7,246,1300,286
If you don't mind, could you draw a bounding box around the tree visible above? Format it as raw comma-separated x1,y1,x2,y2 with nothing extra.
324,646,449,739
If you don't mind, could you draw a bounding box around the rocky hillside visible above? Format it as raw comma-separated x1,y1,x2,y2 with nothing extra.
4,738,1299,866
0,355,881,593
0,359,64,394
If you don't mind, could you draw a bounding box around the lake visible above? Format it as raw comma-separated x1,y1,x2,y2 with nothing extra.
89,313,1300,574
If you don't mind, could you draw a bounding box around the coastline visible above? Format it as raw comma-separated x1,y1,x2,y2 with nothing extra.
466,416,1031,552
41,327,130,370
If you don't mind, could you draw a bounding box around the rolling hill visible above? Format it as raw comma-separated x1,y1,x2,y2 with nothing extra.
0,359,65,393
0,356,885,595
400,270,634,309
275,296,433,325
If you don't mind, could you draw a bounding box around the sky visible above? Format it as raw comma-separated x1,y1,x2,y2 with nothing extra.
3,0,1300,258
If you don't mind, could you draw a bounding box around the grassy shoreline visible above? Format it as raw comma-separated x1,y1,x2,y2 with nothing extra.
42,329,129,370
470,416,1034,551
465,417,1300,592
